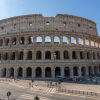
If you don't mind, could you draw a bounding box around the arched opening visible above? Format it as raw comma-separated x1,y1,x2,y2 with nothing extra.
64,67,70,77
36,51,42,60
36,36,42,42
45,51,51,60
2,68,6,77
87,52,91,59
27,51,32,60
55,67,61,77
71,37,76,44
94,67,98,75
28,36,33,44
20,37,24,45
97,53,100,59
0,53,1,60
4,53,8,60
72,51,77,59
45,36,51,42
62,36,67,43
35,67,42,78
5,38,9,46
93,52,95,59
26,67,32,77
11,52,15,60
12,37,16,45
73,67,78,76
55,51,60,60
80,51,84,59
88,67,92,76
45,67,51,78
17,67,23,77
9,68,14,77
54,36,60,43
81,67,86,76
64,51,69,59
0,39,3,46
19,52,23,60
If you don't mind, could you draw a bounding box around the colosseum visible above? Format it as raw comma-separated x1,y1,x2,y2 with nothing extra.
0,14,100,80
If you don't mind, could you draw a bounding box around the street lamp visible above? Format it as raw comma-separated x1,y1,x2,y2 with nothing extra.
7,91,11,100
34,95,39,100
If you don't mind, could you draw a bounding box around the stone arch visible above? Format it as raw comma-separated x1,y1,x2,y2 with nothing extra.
4,52,8,60
28,36,33,44
88,66,92,76
36,51,42,60
20,37,24,44
71,37,76,44
81,67,86,76
19,51,24,60
72,51,77,59
36,36,42,42
55,51,60,59
11,52,15,60
35,67,42,78
9,68,14,77
2,68,6,77
27,51,32,60
94,66,98,75
64,51,69,59
45,67,51,78
45,36,51,42
12,37,17,45
26,67,32,77
87,52,91,59
64,67,70,77
5,38,9,46
0,39,3,46
54,36,60,43
80,51,84,59
62,36,67,43
93,52,96,59
55,67,61,77
73,67,78,76
45,51,51,60
17,67,23,77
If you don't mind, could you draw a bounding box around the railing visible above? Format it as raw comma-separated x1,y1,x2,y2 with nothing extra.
57,88,100,97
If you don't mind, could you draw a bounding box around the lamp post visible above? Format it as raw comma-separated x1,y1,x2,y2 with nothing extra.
7,91,11,100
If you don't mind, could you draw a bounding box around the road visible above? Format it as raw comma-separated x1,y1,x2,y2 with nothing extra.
0,82,99,100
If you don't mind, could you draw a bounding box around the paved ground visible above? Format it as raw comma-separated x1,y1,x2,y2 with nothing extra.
0,78,100,100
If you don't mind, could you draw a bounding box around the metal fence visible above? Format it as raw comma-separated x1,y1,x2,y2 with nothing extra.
57,88,100,97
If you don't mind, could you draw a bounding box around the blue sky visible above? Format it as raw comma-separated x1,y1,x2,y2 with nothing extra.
0,0,100,36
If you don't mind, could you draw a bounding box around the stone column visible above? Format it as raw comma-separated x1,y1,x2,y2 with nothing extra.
3,37,5,47
91,66,94,75
6,68,9,78
70,67,73,77
69,50,72,60
42,35,45,44
24,50,27,60
14,67,17,78
42,50,45,60
52,67,55,79
60,36,63,44
42,67,45,79
85,66,89,76
78,66,82,77
23,67,26,78
76,51,80,60
60,50,64,60
25,35,28,45
67,36,71,44
32,67,35,79
61,67,64,77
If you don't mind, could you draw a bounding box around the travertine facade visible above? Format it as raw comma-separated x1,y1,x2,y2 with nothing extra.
0,14,100,79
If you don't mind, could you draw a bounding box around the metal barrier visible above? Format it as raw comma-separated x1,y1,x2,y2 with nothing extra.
57,88,100,97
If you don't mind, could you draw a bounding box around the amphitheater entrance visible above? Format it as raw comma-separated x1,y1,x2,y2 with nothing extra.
17,67,23,78
26,67,32,78
45,67,51,78
81,67,86,76
36,67,42,78
55,67,61,77
73,67,78,76
64,67,70,77
88,67,92,76
2,68,6,77
9,68,14,77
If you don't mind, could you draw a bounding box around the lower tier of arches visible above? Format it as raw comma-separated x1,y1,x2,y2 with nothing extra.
0,64,100,79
